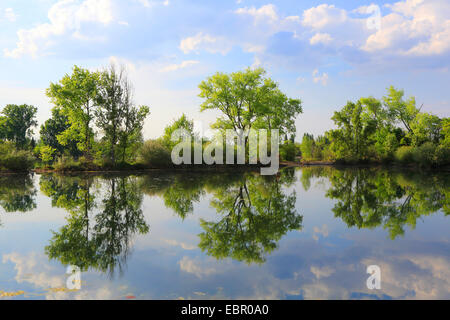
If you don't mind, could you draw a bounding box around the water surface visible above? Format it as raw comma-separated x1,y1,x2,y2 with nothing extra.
0,167,448,299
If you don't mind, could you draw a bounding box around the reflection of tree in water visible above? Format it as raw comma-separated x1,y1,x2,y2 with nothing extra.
44,175,149,277
139,171,242,219
301,167,449,239
0,174,37,213
140,169,302,264
198,169,302,264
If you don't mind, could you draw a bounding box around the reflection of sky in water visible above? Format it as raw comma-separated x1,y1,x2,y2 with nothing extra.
0,169,449,300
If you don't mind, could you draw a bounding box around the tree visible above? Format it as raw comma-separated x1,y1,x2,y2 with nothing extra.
47,66,99,157
0,104,37,148
199,68,302,143
383,86,419,135
40,108,80,157
161,114,194,150
328,101,375,161
95,65,150,165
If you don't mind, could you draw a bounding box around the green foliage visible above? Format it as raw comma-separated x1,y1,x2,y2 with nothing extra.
161,114,194,150
46,66,99,156
38,145,57,165
44,175,149,275
0,142,35,171
138,140,172,167
0,174,37,212
394,146,414,163
299,133,329,161
199,67,302,138
280,141,297,161
329,101,375,161
198,171,302,264
95,65,150,165
40,108,80,158
321,86,449,166
0,104,37,148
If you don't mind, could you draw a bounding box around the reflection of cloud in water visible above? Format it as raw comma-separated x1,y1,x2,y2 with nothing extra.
312,224,329,241
2,252,131,300
171,237,450,300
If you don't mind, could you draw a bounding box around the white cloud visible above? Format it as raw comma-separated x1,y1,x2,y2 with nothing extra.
178,256,219,278
136,0,169,8
310,266,335,279
3,8,17,22
302,4,347,30
312,69,329,86
310,33,333,45
235,4,279,24
161,60,199,72
361,0,450,56
179,32,232,55
2,252,128,300
4,0,114,58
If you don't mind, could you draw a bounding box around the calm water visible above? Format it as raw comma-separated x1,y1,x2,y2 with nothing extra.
0,167,448,300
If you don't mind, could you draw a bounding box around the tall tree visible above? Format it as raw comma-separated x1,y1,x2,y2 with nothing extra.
47,66,99,158
0,104,37,148
383,86,419,134
199,68,302,141
329,101,375,161
95,65,150,165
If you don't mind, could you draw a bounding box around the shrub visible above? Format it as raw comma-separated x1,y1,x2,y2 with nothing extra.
0,150,35,171
435,144,450,166
0,142,35,171
53,156,82,171
280,142,297,162
394,146,414,163
411,142,436,167
138,140,172,167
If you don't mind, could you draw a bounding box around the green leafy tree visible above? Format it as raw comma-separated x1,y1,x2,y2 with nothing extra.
161,114,194,150
199,68,302,143
0,104,37,148
40,108,80,157
328,101,375,161
383,86,419,136
95,65,150,165
47,66,99,157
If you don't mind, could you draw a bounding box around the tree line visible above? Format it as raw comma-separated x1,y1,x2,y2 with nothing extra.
0,65,448,171
299,86,449,167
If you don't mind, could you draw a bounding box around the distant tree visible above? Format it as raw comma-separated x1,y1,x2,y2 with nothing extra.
328,101,375,161
161,114,194,150
0,104,37,148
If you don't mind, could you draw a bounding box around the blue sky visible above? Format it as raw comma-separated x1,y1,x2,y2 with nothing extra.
0,0,449,140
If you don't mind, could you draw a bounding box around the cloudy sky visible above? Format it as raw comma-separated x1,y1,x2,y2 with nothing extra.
0,0,449,140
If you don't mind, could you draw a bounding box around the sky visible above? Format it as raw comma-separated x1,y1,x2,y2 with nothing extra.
0,0,449,140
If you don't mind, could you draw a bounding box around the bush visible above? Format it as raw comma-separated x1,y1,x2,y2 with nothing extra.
0,150,35,171
394,146,414,163
411,142,436,166
0,142,35,171
138,140,172,167
435,144,450,166
280,142,297,162
53,156,83,171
